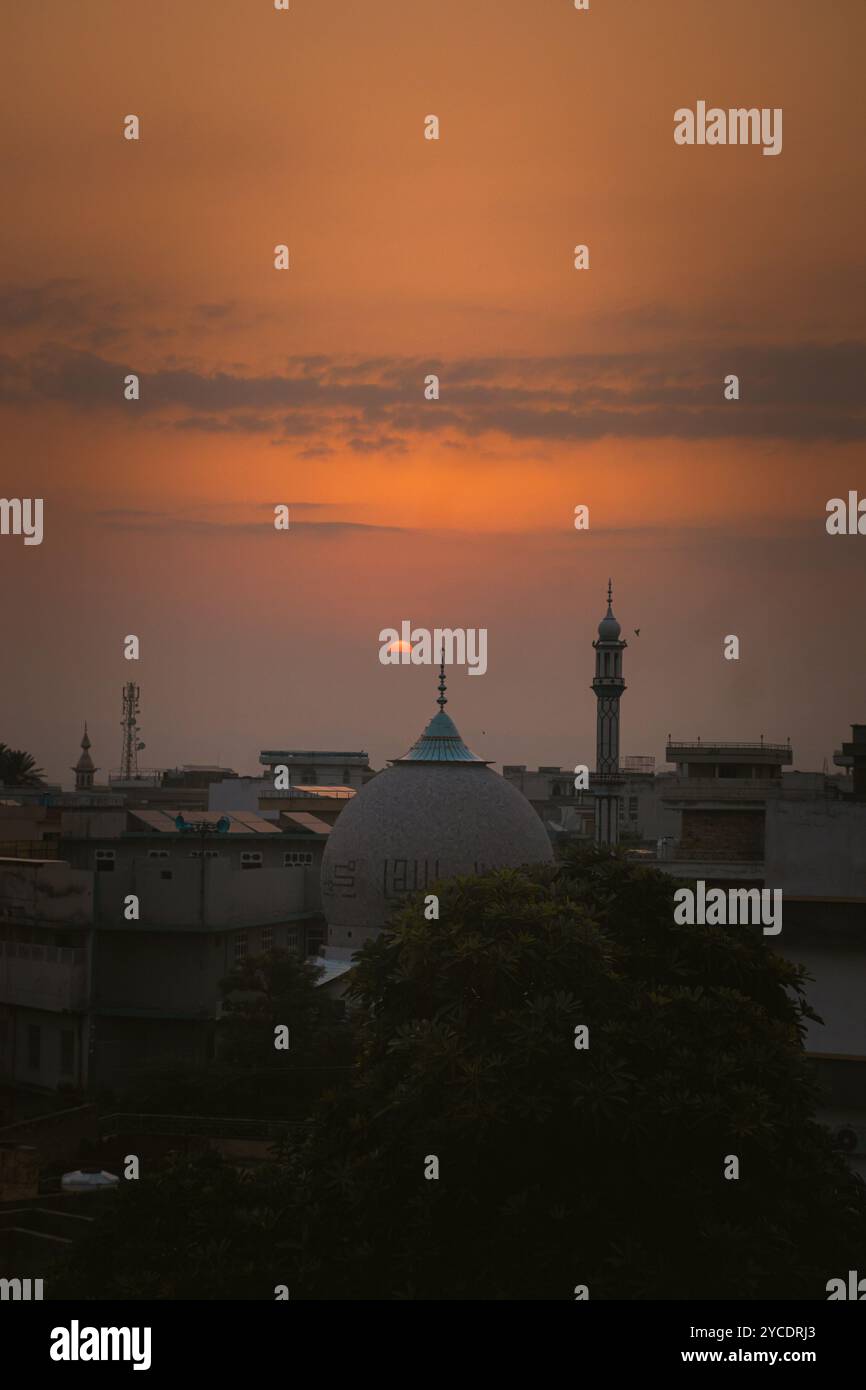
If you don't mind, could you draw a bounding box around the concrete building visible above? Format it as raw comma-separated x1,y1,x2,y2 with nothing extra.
651,735,866,1178
834,723,866,800
0,808,330,1092
657,738,794,881
501,766,595,845
210,776,356,827
258,749,374,791
0,804,63,862
504,760,678,850
617,764,679,845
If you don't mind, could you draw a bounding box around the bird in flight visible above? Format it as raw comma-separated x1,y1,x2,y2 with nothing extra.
634,628,641,637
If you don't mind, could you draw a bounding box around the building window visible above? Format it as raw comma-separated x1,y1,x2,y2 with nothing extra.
284,851,313,867
189,850,220,859
147,849,170,859
27,1024,41,1071
261,927,273,953
241,852,263,870
286,931,298,951
234,932,248,962
60,1029,74,1077
160,870,173,880
95,850,115,872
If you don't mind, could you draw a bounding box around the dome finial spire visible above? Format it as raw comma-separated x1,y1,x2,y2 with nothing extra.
596,579,622,642
437,652,447,711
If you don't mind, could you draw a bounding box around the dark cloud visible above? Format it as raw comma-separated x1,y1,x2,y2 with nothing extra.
294,444,335,458
2,339,865,445
0,279,104,329
91,506,406,536
347,435,407,454
172,414,275,434
194,303,235,320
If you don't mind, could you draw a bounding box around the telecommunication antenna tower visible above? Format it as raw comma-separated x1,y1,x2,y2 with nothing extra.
120,682,143,780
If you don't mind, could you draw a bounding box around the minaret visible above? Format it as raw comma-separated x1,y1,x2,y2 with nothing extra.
591,580,627,846
72,723,98,792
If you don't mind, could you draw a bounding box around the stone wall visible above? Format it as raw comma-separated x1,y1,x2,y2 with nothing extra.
680,809,764,861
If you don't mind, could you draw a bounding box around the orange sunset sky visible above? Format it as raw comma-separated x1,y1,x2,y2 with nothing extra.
1,0,864,783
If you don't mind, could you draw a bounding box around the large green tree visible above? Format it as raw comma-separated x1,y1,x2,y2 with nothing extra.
287,848,866,1299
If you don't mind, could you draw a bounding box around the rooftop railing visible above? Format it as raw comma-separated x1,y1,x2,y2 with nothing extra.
667,741,791,755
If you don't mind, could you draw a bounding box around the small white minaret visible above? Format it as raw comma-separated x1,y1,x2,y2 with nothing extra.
591,581,627,846
72,723,98,792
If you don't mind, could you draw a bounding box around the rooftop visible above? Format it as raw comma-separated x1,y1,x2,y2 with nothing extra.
129,810,282,836
667,739,793,766
259,750,369,763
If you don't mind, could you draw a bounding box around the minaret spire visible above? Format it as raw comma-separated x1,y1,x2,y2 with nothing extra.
394,650,487,764
437,654,447,711
591,581,627,847
73,722,98,792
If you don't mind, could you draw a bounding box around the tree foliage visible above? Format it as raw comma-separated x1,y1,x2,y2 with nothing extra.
0,744,45,787
287,847,866,1299
109,948,351,1121
51,1152,288,1301
56,849,866,1300
218,947,345,1067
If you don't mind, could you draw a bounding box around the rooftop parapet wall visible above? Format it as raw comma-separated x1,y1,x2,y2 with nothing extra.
666,741,793,771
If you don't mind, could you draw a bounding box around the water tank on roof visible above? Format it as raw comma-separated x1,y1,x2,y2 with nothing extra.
61,1166,120,1192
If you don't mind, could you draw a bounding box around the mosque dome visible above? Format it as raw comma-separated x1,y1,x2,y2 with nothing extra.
321,666,554,949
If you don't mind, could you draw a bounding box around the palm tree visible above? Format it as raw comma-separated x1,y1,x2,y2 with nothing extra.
0,744,46,787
